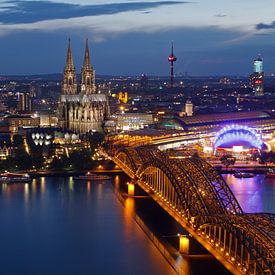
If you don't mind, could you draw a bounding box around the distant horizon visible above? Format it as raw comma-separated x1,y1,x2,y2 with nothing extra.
0,72,274,79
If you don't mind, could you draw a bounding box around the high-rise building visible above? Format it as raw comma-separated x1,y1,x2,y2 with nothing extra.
250,55,264,96
17,92,32,112
185,100,193,117
179,100,193,117
58,39,110,134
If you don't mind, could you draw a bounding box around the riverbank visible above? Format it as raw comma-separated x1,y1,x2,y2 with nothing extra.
0,160,123,177
27,169,123,177
214,165,275,174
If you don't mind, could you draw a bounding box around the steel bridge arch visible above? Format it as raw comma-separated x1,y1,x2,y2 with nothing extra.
138,158,208,219
189,156,243,214
172,158,236,216
115,148,139,175
114,146,243,218
197,213,275,275
137,158,243,219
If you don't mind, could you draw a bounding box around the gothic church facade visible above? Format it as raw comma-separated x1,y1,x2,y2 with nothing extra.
58,39,109,134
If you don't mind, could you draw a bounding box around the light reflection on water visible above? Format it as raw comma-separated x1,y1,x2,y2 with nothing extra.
0,174,272,275
0,177,175,275
223,174,275,213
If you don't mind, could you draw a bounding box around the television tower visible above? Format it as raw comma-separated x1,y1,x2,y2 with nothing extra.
168,42,177,88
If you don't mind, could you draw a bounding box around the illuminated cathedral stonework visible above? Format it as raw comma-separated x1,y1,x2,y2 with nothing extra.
58,39,109,134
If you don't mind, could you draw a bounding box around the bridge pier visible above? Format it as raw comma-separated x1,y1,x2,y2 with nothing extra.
179,235,190,255
127,182,135,196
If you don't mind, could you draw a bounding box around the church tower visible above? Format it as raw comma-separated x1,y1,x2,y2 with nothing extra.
59,38,109,134
62,39,77,95
81,39,96,94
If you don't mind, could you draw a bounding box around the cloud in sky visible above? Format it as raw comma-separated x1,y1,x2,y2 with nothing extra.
1,0,275,75
256,21,275,30
0,0,186,24
215,14,227,18
1,0,275,37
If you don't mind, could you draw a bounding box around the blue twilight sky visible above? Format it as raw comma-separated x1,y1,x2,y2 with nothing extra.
0,0,275,76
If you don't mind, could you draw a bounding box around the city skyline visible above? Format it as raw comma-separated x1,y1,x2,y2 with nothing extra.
0,0,275,75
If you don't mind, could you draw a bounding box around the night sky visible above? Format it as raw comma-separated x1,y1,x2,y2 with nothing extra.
0,0,275,75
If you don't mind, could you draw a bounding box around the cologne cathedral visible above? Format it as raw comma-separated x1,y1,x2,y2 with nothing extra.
58,39,110,134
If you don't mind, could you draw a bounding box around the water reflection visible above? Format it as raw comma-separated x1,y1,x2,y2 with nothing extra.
114,175,120,190
40,177,46,196
0,175,272,275
223,174,275,213
24,183,29,203
86,181,91,195
31,179,37,195
124,197,136,235
176,255,190,275
0,177,175,275
68,177,74,191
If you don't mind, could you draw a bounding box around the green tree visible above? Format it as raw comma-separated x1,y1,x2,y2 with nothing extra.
68,149,93,170
88,132,104,154
12,134,24,148
50,156,69,170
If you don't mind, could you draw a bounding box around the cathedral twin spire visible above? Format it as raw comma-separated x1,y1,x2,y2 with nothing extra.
62,39,95,95
66,38,74,70
83,38,91,70
81,39,95,94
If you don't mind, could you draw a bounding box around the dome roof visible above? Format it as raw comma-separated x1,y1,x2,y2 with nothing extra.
64,133,71,140
71,134,79,140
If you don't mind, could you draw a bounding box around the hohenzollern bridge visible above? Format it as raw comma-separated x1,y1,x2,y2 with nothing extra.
106,143,274,275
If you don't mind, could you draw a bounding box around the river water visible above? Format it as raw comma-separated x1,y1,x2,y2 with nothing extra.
223,174,275,213
0,175,273,275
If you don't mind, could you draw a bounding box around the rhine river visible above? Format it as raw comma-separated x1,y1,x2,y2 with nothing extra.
0,174,273,275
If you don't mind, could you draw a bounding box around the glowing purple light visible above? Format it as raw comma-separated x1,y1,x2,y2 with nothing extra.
214,125,263,149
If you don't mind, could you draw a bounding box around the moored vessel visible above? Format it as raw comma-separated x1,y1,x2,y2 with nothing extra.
74,172,111,181
265,170,275,178
0,172,31,183
233,171,255,178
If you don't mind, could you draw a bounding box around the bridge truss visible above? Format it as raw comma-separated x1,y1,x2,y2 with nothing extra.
111,146,275,275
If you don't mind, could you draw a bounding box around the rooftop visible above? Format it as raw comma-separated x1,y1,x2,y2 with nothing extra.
177,111,273,127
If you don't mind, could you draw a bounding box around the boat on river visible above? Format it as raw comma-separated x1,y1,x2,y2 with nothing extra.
233,171,255,178
0,172,31,183
265,170,275,178
73,172,111,181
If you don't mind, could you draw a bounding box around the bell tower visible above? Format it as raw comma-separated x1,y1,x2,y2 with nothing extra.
81,39,96,94
62,39,77,95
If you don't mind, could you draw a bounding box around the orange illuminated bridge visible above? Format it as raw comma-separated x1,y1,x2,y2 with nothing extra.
106,145,274,275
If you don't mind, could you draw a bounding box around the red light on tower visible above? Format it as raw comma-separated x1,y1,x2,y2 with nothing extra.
168,42,177,88
168,55,177,62
255,79,262,84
